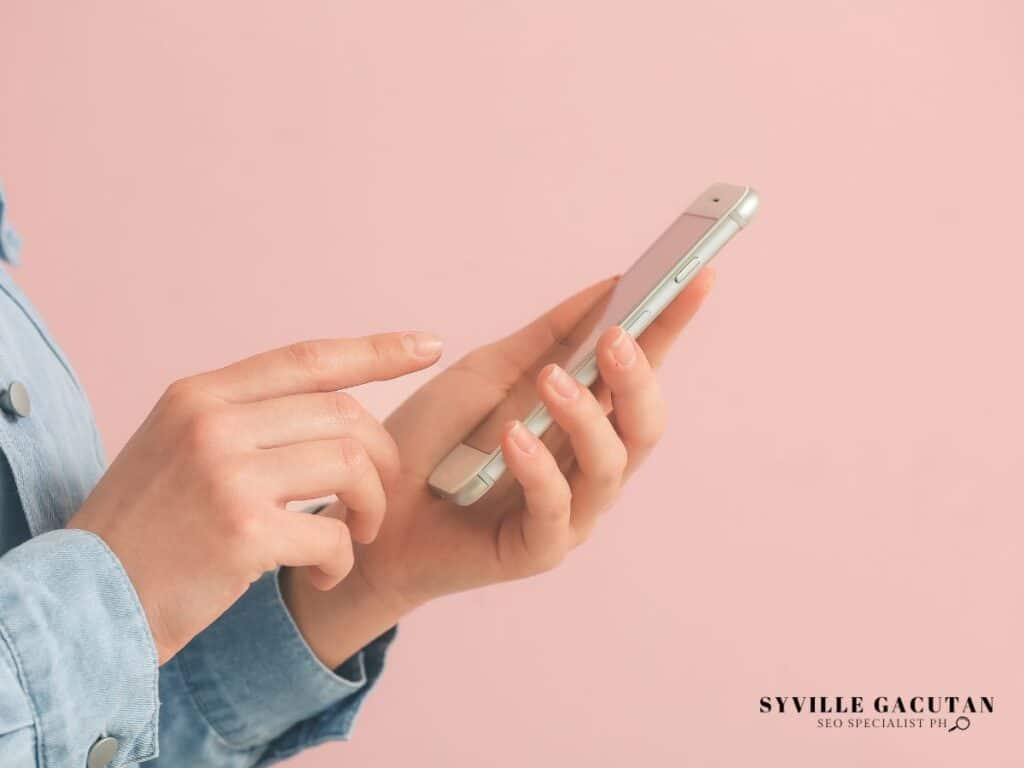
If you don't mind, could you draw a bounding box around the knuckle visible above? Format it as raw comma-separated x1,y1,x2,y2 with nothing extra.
366,335,385,366
182,409,231,455
207,455,252,506
592,448,627,488
366,336,389,367
336,437,369,473
221,506,263,547
328,390,363,424
161,378,201,411
628,400,668,450
543,480,573,518
287,340,329,386
164,377,195,398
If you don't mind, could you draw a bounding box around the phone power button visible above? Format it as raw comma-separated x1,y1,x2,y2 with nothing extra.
674,256,701,284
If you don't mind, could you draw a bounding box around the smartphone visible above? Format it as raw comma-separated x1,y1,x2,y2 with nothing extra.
428,182,760,506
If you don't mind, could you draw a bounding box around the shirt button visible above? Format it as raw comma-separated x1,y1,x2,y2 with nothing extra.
87,736,119,768
0,381,31,418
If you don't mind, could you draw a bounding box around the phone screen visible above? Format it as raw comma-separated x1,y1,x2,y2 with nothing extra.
463,210,717,453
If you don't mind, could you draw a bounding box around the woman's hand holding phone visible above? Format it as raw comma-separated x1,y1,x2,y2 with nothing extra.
282,269,716,669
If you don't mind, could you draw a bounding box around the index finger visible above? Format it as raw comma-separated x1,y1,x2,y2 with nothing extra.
196,331,443,402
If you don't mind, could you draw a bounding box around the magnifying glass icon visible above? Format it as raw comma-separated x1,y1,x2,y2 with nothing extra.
948,716,971,732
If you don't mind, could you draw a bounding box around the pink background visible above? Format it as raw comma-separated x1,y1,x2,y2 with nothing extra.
2,2,1023,765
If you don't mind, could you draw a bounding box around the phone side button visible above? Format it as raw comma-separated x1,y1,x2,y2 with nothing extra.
623,310,651,336
674,258,701,284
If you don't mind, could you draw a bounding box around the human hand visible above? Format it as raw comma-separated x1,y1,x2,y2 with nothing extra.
68,332,442,663
283,271,715,667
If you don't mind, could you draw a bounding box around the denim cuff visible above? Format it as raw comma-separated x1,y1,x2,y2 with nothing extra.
175,570,396,755
0,529,160,767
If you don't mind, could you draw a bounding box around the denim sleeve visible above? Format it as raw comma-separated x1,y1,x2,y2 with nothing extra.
152,571,396,767
0,529,160,768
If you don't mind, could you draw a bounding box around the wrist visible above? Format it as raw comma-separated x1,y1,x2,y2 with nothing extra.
66,516,177,663
280,559,411,670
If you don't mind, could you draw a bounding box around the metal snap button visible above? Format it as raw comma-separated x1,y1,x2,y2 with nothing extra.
87,736,119,768
0,381,30,418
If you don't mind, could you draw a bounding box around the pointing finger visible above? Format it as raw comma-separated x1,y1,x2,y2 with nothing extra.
195,332,443,402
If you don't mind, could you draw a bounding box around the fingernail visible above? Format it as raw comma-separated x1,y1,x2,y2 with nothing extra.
506,420,538,454
546,365,580,400
402,332,443,358
610,327,637,367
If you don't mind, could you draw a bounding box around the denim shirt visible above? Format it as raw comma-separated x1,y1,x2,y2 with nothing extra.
0,183,394,767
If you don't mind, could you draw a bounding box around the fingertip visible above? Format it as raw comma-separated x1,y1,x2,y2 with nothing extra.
538,363,582,401
307,565,341,591
348,527,370,545
400,331,444,361
503,421,561,488
694,265,716,295
349,520,378,545
346,496,384,544
595,325,620,354
502,423,571,528
537,363,557,386
504,419,540,457
597,325,640,370
603,324,626,343
321,515,355,578
594,333,647,403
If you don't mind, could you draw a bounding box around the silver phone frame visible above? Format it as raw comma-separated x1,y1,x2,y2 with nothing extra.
428,183,760,506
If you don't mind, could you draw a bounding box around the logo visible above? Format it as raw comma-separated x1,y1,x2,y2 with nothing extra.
759,696,994,733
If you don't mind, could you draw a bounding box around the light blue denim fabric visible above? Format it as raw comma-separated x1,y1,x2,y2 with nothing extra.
0,182,394,767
